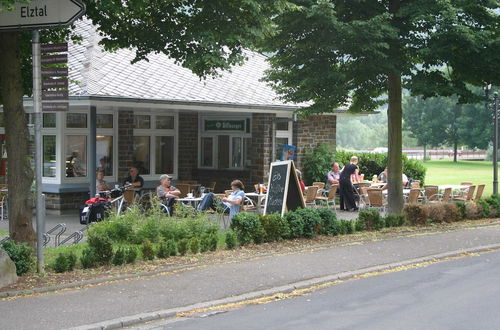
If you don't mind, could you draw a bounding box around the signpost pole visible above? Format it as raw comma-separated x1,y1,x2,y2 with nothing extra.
494,92,499,195
32,29,44,273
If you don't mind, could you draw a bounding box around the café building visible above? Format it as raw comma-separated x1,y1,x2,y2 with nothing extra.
0,20,343,211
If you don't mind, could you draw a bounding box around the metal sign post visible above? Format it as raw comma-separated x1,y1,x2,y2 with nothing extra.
495,92,499,196
0,0,86,273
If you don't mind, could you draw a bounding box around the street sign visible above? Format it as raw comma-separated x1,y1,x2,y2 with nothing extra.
41,42,68,53
41,54,67,65
41,67,68,76
42,90,68,100
42,102,69,111
42,78,68,89
0,0,86,31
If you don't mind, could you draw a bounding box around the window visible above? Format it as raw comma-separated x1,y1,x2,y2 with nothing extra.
97,114,113,128
43,113,56,128
155,136,174,174
232,137,243,168
43,135,56,177
0,113,3,127
66,113,87,128
97,136,113,176
65,135,87,177
134,115,151,129
201,137,213,167
276,119,289,131
133,136,150,175
218,135,230,169
156,116,174,129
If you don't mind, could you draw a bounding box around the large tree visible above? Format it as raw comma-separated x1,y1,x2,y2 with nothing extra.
0,0,284,244
262,0,500,213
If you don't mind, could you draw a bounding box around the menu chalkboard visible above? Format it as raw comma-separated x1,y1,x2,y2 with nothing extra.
264,160,305,216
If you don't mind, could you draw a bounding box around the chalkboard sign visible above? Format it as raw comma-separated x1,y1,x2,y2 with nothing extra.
264,160,305,216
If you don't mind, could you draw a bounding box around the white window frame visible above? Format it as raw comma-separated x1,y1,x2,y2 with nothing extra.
274,117,293,162
198,115,251,170
133,111,178,180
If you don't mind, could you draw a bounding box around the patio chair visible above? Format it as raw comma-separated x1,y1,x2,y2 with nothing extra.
366,188,387,212
304,186,319,208
441,188,452,202
207,182,216,193
454,185,476,202
0,192,7,220
474,184,485,200
181,180,198,185
410,181,420,189
406,188,422,204
175,183,190,198
358,186,370,210
123,189,136,206
315,184,337,210
423,185,440,202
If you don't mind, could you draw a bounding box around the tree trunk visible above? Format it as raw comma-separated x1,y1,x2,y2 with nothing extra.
453,141,458,163
0,32,36,246
387,73,404,214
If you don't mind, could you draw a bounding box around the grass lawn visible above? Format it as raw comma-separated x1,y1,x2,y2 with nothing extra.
423,160,494,196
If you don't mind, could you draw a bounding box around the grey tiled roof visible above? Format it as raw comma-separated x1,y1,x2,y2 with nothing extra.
68,19,299,109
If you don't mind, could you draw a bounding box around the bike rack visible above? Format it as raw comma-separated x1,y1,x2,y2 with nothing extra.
43,233,50,247
58,230,83,246
44,223,66,247
0,236,9,244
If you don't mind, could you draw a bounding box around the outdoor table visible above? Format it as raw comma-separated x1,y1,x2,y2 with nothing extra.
245,192,266,214
438,185,470,191
177,197,203,209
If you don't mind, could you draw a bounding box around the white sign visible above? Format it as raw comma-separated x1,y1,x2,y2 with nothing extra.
0,0,85,30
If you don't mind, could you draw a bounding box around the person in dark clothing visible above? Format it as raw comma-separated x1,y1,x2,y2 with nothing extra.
339,156,360,211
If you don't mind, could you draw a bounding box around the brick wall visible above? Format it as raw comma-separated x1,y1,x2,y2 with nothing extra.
178,112,198,180
118,110,134,181
293,115,336,170
44,192,89,210
250,113,275,186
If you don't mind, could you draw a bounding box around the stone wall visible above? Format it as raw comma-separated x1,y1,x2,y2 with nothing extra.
250,113,275,186
293,115,336,170
117,110,134,181
178,112,198,180
44,192,89,210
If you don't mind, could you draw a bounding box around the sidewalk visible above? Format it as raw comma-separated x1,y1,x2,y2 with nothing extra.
1,223,500,329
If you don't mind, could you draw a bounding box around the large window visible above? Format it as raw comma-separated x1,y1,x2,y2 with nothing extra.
97,136,113,176
43,135,56,177
133,136,150,175
65,135,87,177
155,136,174,174
201,137,213,167
66,113,87,128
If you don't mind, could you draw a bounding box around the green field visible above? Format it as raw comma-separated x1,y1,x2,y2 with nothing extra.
423,160,494,196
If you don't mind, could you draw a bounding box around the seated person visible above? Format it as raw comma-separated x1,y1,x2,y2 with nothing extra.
378,167,388,182
326,162,340,190
198,180,245,219
381,171,410,190
123,166,144,193
96,170,111,195
156,174,181,210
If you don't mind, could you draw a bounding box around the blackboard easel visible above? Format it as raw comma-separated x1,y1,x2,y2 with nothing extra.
264,160,305,216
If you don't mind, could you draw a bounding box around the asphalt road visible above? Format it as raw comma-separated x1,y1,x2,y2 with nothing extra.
158,249,500,330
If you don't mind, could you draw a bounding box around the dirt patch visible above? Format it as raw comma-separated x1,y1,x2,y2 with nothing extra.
2,218,499,295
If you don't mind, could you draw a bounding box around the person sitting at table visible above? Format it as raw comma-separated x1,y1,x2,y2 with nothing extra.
326,162,340,190
296,169,306,193
156,174,181,212
123,166,144,195
381,170,410,190
378,167,388,182
198,180,245,219
339,156,359,211
96,170,111,195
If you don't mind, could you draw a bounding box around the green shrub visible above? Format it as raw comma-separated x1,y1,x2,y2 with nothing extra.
113,248,126,265
259,213,290,242
465,201,482,219
476,199,490,218
67,252,77,271
165,239,178,256
207,234,218,251
339,220,355,234
485,195,500,217
403,204,428,225
230,213,264,245
225,230,237,249
189,237,201,254
294,208,322,238
1,240,35,276
455,202,467,220
283,211,304,239
136,217,162,243
141,240,155,260
316,208,337,235
125,247,138,264
384,214,406,227
302,144,335,185
156,242,170,259
354,219,366,232
87,231,114,265
80,247,98,269
357,209,384,230
200,234,210,253
329,219,342,235
53,253,69,273
178,238,189,256
106,219,134,242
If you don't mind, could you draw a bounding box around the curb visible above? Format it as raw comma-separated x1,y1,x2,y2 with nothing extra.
68,243,500,330
2,220,500,299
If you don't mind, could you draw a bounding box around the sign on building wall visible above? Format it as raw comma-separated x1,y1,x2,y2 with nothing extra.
204,119,246,132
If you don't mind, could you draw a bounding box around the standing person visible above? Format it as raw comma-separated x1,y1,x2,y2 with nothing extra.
326,162,340,190
156,174,181,214
339,156,359,211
